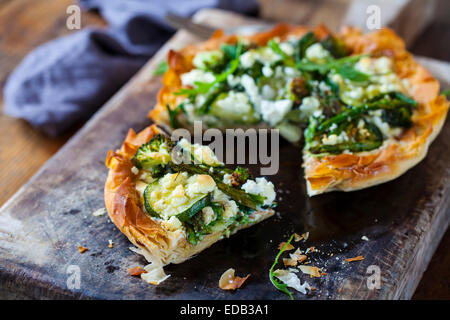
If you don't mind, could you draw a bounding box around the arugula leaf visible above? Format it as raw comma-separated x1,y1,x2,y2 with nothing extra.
268,39,294,67
166,103,186,129
295,54,368,75
336,65,369,82
153,61,168,76
174,41,243,99
221,43,239,59
269,234,295,300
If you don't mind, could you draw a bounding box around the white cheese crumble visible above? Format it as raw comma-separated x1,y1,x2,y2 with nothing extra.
305,43,331,63
192,50,223,70
178,138,223,166
180,69,215,87
280,42,295,56
260,99,293,126
239,47,281,68
241,177,276,206
261,84,276,100
241,74,261,111
215,91,253,115
163,216,182,231
368,114,402,138
299,96,321,118
131,166,139,175
262,64,273,77
322,131,349,145
202,207,216,225
223,173,233,185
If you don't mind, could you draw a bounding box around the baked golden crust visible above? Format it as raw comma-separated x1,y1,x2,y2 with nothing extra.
104,124,274,266
149,24,449,196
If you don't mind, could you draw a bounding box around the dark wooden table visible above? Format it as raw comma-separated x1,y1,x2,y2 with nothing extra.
0,0,448,299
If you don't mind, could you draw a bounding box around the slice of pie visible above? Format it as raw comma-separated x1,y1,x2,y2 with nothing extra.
149,24,449,196
105,125,276,268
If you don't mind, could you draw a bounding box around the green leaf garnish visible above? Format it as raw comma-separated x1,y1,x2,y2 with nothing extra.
153,61,168,76
441,89,450,97
269,234,295,300
268,39,294,67
174,40,243,100
336,65,369,82
166,103,186,129
295,54,368,75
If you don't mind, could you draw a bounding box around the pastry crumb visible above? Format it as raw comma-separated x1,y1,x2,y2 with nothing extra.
219,268,250,290
78,245,88,253
345,255,364,262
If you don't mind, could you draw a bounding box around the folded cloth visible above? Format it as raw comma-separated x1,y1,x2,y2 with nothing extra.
3,0,258,136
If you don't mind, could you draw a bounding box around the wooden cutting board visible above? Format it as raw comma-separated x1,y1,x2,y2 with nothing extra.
0,9,449,300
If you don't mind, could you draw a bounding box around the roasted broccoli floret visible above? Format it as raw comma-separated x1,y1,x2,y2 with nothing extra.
229,167,252,186
132,134,173,170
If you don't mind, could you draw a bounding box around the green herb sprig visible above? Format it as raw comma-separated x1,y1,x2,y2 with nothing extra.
296,54,369,82
153,61,168,76
269,234,295,300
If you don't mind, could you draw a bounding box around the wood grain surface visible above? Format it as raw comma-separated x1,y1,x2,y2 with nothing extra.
0,0,105,207
0,8,449,300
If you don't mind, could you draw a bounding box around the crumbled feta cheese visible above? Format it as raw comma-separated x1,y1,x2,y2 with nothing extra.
163,216,182,231
262,65,274,77
223,200,239,219
227,74,241,87
185,174,216,198
239,47,281,68
241,177,276,206
223,173,233,186
241,74,261,111
322,131,349,145
299,96,321,118
215,91,253,115
374,56,392,74
284,67,297,77
280,42,295,56
261,84,276,100
347,86,364,100
319,81,331,92
131,166,139,175
180,69,215,87
202,207,216,225
178,138,223,166
260,99,293,126
369,115,402,138
192,50,223,70
305,43,331,63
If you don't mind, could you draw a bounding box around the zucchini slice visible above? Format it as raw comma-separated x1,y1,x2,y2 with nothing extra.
143,182,209,220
